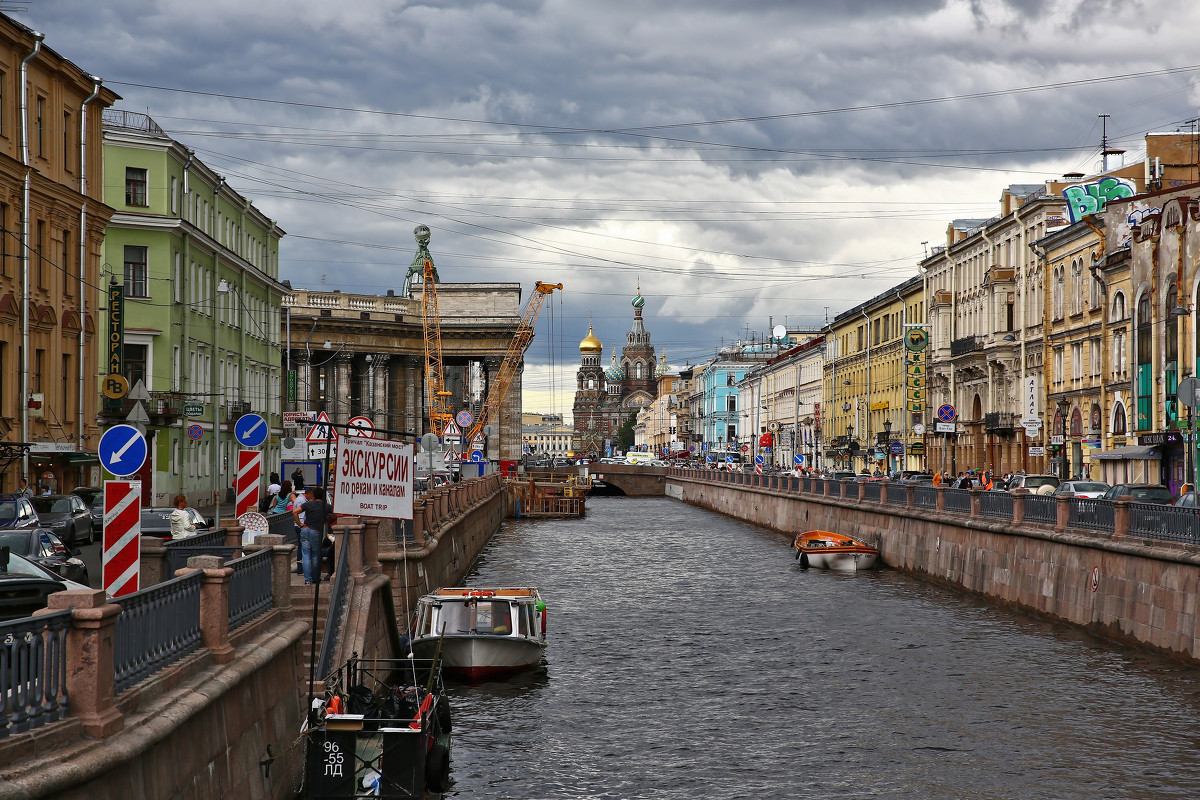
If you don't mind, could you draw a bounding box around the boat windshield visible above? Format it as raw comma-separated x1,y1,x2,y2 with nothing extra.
430,599,514,635
476,601,512,635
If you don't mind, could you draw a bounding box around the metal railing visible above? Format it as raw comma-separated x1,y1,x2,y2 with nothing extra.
315,534,352,682
1128,503,1200,543
885,484,908,505
163,528,238,576
267,511,296,545
1024,494,1058,525
951,335,984,356
915,486,937,509
811,478,825,495
0,610,70,738
979,491,1013,519
862,481,881,502
113,571,203,694
1069,498,1114,532
227,549,274,630
944,488,972,514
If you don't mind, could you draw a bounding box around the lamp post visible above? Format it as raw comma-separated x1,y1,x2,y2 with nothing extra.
846,422,855,470
883,418,893,474
1057,399,1071,480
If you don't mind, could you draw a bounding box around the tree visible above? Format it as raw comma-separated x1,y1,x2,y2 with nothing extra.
616,412,637,452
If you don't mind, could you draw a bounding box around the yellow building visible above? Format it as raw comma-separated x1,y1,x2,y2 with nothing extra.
823,276,924,473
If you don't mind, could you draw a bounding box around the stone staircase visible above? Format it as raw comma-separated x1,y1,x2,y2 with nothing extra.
289,573,335,686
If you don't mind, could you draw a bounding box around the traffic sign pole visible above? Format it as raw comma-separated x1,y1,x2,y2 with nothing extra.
235,450,263,517
103,480,141,598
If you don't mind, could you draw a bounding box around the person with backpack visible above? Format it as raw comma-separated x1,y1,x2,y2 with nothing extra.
292,486,332,585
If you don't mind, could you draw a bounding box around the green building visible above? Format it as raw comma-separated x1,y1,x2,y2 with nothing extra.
100,110,286,508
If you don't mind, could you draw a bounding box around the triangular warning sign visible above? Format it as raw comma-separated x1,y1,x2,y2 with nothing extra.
441,419,461,437
471,432,485,447
307,411,337,442
444,447,461,463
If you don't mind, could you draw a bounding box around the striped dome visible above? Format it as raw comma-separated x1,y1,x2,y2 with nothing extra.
632,292,645,309
605,354,624,381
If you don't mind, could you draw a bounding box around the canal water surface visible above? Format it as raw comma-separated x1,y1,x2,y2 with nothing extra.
444,496,1200,799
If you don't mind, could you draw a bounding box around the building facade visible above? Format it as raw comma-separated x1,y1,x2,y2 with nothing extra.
737,333,825,470
101,111,286,506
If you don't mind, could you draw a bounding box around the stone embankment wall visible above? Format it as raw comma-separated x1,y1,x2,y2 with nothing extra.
671,474,1200,663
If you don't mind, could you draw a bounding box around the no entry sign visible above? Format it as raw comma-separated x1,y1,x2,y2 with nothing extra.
103,481,141,597
235,450,263,517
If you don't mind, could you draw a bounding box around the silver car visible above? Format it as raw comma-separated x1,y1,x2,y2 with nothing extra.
1054,481,1111,499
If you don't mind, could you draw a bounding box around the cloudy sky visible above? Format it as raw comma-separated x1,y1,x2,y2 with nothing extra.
23,0,1200,418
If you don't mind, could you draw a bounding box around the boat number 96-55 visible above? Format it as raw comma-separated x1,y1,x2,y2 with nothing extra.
324,741,345,777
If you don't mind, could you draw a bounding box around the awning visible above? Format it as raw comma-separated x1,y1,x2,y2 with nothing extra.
67,452,99,464
1093,445,1158,461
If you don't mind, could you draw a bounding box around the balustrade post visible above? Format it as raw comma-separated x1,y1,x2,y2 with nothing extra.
1054,495,1070,533
361,518,381,573
880,482,889,505
438,488,449,523
969,488,981,518
838,478,851,499
1113,496,1131,539
905,484,915,509
250,533,294,614
222,523,244,549
857,479,866,502
139,535,168,587
40,589,123,737
1012,488,1028,525
335,521,365,579
935,484,947,512
183,555,235,664
412,498,427,545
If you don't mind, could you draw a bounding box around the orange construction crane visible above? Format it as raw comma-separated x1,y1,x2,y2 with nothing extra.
411,225,453,434
465,281,562,451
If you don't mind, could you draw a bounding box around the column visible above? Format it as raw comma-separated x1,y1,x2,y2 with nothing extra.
372,354,390,431
333,352,352,426
482,356,505,458
403,355,422,435
293,349,310,410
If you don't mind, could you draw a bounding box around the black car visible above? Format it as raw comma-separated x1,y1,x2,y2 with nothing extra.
0,496,41,530
0,529,88,583
0,549,88,622
139,507,213,540
70,486,103,505
29,494,93,547
1101,484,1174,504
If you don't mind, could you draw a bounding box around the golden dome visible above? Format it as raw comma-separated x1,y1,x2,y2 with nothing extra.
579,325,603,354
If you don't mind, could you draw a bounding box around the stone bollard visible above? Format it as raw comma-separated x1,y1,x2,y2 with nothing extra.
879,482,889,505
412,498,427,545
905,483,915,509
222,523,244,549
969,488,981,518
1113,496,1130,539
250,533,294,614
935,484,947,512
1012,488,1027,525
182,555,235,664
38,589,124,737
362,518,381,573
1054,495,1070,533
857,479,866,502
139,535,168,587
438,488,449,523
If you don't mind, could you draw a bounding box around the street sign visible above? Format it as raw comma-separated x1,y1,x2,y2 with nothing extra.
333,437,415,519
99,424,148,476
235,450,263,517
912,423,926,436
768,421,779,432
283,411,314,427
102,480,141,598
1050,435,1064,445
444,448,460,463
187,424,204,441
345,416,376,438
755,464,763,474
935,422,956,434
456,409,474,429
101,373,129,400
741,444,749,452
184,402,204,417
238,512,268,547
471,432,485,449
234,413,268,448
794,454,804,466
1020,417,1041,427
470,450,484,462
889,441,904,455
755,455,764,465
726,455,736,463
1029,446,1046,457
707,455,714,463
1179,376,1200,408
441,419,461,437
937,404,956,422
307,411,336,442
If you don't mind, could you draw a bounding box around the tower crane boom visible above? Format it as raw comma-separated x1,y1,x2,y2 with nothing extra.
412,225,453,434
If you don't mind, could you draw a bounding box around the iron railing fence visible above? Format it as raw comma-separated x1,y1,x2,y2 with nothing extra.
943,488,972,514
1024,494,1058,525
862,481,881,502
811,478,825,495
315,534,352,682
227,549,274,630
1069,498,1115,531
165,528,225,549
267,511,296,545
0,609,70,738
915,486,938,509
885,483,909,506
113,571,203,693
979,491,1013,519
1128,503,1200,543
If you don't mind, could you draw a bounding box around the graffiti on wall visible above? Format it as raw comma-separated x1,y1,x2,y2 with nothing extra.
1062,176,1136,223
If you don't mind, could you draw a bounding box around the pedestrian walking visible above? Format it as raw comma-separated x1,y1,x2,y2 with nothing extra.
293,486,333,585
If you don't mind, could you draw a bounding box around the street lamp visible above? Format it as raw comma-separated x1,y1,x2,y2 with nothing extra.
1057,399,1071,480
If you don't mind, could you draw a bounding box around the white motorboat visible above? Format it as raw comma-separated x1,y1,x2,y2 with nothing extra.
411,587,547,681
793,530,880,571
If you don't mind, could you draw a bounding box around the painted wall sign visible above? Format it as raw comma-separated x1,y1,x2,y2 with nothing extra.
1062,176,1136,224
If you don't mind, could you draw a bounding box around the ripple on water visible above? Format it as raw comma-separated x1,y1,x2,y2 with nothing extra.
442,497,1200,800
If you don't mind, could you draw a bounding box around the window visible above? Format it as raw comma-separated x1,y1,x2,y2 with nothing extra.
33,349,43,392
1136,294,1152,431
726,395,736,412
170,176,178,214
1113,403,1127,435
35,220,44,288
1071,343,1082,382
63,110,71,168
125,167,148,206
1089,339,1100,378
726,373,735,387
61,354,71,422
62,229,73,295
1052,266,1064,320
1110,292,1126,322
124,245,149,297
123,344,148,390
1054,348,1064,385
0,203,7,277
35,97,43,157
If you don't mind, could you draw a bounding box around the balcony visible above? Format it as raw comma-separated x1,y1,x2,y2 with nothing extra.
99,393,186,425
950,336,984,357
226,401,252,422
984,411,1018,435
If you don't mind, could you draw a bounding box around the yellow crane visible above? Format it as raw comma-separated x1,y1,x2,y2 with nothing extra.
465,281,562,452
411,225,453,435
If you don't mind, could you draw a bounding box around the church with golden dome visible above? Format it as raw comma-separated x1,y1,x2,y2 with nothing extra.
572,287,658,456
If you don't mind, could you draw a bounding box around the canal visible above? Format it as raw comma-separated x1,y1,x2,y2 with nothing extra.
445,496,1200,799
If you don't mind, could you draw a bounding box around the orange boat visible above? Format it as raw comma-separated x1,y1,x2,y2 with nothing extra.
792,530,879,571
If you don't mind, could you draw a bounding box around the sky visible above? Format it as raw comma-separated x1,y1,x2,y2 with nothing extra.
20,0,1200,420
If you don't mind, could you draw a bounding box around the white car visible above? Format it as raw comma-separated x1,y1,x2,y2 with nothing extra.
1054,480,1111,499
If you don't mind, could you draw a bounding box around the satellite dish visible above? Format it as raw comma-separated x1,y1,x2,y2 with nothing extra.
772,324,787,341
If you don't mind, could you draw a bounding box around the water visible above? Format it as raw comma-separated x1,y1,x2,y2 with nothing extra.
444,497,1200,799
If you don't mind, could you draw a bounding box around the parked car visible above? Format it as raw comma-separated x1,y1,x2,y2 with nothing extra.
824,471,857,482
139,507,214,540
0,496,41,530
1005,474,1060,495
0,550,89,622
29,494,93,547
87,494,104,536
897,473,934,485
1054,481,1111,499
1174,491,1198,508
0,529,88,583
1100,484,1174,504
70,485,103,504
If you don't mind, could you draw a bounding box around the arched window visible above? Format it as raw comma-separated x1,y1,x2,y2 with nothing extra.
1165,284,1179,427
587,378,595,390
1136,293,1152,431
1052,266,1064,320
1112,403,1127,435
1110,291,1126,322
635,362,644,380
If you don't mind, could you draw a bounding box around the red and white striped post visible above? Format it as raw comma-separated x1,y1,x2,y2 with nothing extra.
235,449,263,517
103,480,141,598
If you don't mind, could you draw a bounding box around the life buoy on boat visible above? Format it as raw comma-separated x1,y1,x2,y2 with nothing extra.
466,589,494,598
537,600,547,635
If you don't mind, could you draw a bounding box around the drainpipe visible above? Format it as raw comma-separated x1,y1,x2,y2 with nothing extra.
78,76,100,456
19,32,43,481
861,307,871,469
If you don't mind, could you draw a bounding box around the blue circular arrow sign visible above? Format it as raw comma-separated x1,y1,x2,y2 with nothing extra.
99,424,148,476
794,454,804,465
234,413,268,447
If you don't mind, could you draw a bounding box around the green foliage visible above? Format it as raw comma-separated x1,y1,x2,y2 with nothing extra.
617,412,637,452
